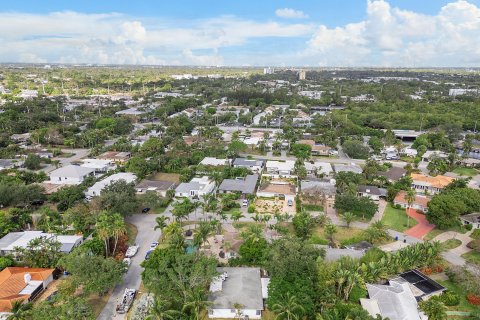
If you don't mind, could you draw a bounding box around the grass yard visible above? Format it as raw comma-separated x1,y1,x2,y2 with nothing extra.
149,172,181,183
312,226,365,245
437,279,480,313
126,222,138,245
381,204,417,232
462,251,480,266
441,239,462,251
303,204,324,212
452,167,479,177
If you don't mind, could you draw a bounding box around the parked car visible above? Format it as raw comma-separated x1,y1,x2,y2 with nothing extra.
242,199,248,207
149,242,159,249
123,258,132,270
141,207,151,213
145,250,153,260
125,245,139,258
287,199,293,206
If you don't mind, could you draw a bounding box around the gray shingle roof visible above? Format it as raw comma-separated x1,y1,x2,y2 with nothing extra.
233,158,264,167
218,174,258,194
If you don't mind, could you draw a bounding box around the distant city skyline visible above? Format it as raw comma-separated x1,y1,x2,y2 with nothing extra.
1,0,480,67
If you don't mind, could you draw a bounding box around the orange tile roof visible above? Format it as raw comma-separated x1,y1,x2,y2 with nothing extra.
0,267,54,312
410,173,454,189
394,191,430,208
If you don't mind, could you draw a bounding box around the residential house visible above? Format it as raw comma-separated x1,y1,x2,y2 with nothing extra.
461,158,480,168
16,89,38,100
334,164,363,174
301,179,336,212
199,157,232,167
80,159,115,173
135,180,177,197
218,175,259,197
0,159,23,171
85,172,137,199
0,267,55,312
360,280,426,320
422,150,447,162
357,185,386,201
378,167,407,182
0,231,83,257
298,139,331,156
208,267,266,319
394,191,430,213
233,158,265,173
257,181,296,202
265,160,295,176
304,161,333,177
97,151,131,164
411,173,454,195
460,213,480,229
48,165,95,185
175,176,216,199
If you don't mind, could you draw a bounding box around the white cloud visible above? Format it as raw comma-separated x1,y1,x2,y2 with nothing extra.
275,8,308,19
304,0,480,67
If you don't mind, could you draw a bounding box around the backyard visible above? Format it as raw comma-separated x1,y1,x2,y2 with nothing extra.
381,204,417,232
311,226,366,246
452,167,479,177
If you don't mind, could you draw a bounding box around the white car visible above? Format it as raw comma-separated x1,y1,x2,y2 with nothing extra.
125,246,139,258
150,242,159,250
242,199,249,207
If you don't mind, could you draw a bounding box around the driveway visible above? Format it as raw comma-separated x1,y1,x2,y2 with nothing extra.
97,214,162,320
404,208,435,239
371,200,387,222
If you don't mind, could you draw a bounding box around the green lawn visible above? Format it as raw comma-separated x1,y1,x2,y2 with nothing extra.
381,204,417,232
453,167,479,177
441,239,462,251
437,280,480,313
424,225,469,241
462,251,480,266
311,226,366,246
303,204,323,212
126,222,138,245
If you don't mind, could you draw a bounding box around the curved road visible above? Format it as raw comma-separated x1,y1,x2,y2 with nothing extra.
97,214,162,320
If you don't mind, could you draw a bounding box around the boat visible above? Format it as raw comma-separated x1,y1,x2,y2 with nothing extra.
116,288,136,314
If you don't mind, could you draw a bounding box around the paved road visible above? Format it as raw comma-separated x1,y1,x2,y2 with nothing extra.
97,214,162,320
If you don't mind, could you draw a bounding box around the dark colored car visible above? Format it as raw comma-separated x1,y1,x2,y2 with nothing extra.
31,200,45,206
141,207,151,213
145,250,153,260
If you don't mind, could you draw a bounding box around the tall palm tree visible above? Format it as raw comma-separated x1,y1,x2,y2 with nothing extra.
341,212,355,228
405,189,416,228
324,223,337,242
146,299,183,320
271,293,305,320
182,288,212,320
154,216,170,232
231,211,245,223
193,221,213,248
110,213,126,256
95,213,112,257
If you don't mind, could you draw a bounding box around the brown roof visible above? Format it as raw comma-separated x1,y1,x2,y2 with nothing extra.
258,183,296,195
298,139,331,152
411,173,454,189
0,267,54,312
378,167,407,181
394,191,430,208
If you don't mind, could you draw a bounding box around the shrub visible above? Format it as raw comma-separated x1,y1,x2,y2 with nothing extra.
465,224,473,231
0,257,14,271
440,291,460,306
247,204,255,213
467,294,480,306
472,229,480,240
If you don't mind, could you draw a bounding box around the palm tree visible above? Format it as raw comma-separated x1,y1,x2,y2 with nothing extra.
193,221,213,248
96,213,112,257
231,211,245,223
182,288,212,320
341,212,355,228
7,301,32,320
111,213,126,256
419,298,447,320
405,189,416,228
154,216,170,232
271,293,305,320
324,223,337,242
146,299,183,320
192,201,201,218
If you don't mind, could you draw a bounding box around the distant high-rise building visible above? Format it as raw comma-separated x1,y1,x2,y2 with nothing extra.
263,67,274,75
298,70,306,80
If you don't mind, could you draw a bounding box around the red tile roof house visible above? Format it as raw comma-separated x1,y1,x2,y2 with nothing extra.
393,191,430,213
0,267,54,312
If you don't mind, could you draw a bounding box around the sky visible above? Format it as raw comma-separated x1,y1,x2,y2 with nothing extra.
0,0,479,67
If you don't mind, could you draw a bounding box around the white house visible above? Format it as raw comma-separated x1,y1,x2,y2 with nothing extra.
199,157,232,167
48,165,95,185
85,172,137,199
304,161,333,177
265,160,295,176
0,231,83,257
361,280,427,320
80,159,115,173
175,176,216,199
208,267,265,319
233,158,265,173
